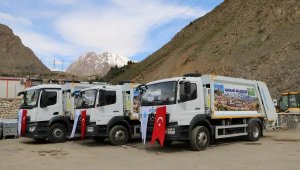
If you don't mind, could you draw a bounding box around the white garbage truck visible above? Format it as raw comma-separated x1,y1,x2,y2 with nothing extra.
141,74,277,151
73,82,141,145
17,83,91,143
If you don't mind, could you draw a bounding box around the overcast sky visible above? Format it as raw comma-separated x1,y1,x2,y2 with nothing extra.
0,0,222,70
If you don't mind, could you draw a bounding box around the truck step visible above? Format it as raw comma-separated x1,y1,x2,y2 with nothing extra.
215,132,248,139
215,124,248,139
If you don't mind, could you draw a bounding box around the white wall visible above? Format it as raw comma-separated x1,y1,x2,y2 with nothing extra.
0,79,25,98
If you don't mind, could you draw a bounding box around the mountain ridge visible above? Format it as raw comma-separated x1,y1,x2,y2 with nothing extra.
108,0,300,96
0,23,50,75
66,52,130,77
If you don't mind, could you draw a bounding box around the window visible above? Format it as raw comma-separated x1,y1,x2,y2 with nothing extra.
105,91,116,105
179,83,197,102
46,91,57,106
141,81,177,106
77,89,97,109
289,95,299,108
99,90,116,106
20,89,40,109
279,95,289,111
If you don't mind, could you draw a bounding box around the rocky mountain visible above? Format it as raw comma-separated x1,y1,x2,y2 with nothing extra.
66,52,130,77
108,0,300,96
0,23,50,75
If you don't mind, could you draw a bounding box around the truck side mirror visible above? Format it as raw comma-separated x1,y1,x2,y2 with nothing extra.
136,84,147,95
17,91,25,96
273,99,278,107
40,90,48,108
184,81,191,94
98,89,106,107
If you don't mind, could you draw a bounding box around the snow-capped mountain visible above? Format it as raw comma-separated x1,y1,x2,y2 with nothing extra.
66,52,130,77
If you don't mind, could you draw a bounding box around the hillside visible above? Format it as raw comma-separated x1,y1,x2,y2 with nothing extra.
0,23,50,75
109,0,300,96
66,52,130,77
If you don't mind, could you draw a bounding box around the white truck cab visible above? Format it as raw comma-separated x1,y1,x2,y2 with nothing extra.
74,82,141,145
141,74,277,150
18,83,91,142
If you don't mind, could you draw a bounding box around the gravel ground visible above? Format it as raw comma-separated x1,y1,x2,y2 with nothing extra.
1,129,300,170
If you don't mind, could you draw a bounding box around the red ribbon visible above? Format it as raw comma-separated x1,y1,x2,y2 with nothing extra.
151,106,166,146
81,110,86,141
21,110,27,136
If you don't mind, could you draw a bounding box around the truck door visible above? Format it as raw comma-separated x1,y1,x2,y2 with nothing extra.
37,89,60,122
174,80,204,125
95,88,121,125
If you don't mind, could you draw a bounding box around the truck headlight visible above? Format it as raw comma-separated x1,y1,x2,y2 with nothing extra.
29,126,36,132
87,126,94,133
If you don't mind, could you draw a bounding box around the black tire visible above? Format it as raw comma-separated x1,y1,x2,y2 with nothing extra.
109,125,129,145
164,140,173,146
190,126,210,151
247,122,261,141
48,124,67,143
93,136,106,142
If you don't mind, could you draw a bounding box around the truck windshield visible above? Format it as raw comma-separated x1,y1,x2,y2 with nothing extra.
20,89,40,109
76,89,97,109
141,81,177,106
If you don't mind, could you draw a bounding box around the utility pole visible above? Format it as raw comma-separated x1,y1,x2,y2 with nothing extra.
53,57,56,71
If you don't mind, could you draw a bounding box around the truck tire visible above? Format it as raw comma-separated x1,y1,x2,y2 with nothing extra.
109,125,129,145
93,136,105,142
190,126,210,151
247,121,261,141
48,124,67,143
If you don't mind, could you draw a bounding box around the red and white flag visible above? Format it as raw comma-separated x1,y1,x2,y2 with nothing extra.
151,106,166,146
81,110,87,141
18,109,27,137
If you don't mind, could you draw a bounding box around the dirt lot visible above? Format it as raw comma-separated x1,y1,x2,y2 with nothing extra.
1,129,300,170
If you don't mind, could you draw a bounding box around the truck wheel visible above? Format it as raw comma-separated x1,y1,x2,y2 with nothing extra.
190,126,210,151
48,124,67,143
247,122,261,141
109,125,129,145
93,136,105,142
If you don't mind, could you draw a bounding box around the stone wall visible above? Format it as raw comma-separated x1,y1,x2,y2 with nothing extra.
0,98,21,119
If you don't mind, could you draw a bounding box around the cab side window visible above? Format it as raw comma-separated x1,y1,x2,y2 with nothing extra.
179,83,197,102
46,91,57,106
99,90,116,106
105,91,116,105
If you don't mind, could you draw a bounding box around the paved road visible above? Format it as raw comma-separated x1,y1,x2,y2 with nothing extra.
1,129,300,170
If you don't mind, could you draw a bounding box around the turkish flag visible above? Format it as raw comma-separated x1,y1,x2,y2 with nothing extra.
151,106,166,146
21,110,27,136
81,110,87,141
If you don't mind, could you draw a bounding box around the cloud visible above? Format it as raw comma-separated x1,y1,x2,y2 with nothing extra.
0,0,213,69
55,0,207,57
0,12,32,26
15,30,77,58
45,0,79,6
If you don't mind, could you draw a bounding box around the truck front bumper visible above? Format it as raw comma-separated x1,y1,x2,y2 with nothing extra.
77,122,107,137
147,123,189,141
24,121,48,139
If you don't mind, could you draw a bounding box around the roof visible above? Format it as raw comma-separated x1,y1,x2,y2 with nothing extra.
26,84,62,91
281,92,300,95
